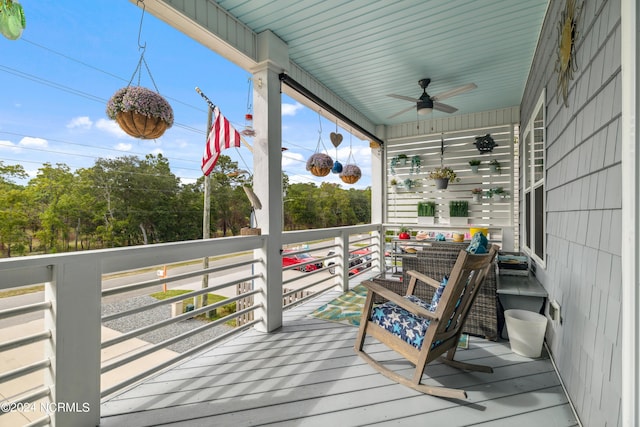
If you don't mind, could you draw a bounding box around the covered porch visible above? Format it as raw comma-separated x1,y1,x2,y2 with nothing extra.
0,0,639,426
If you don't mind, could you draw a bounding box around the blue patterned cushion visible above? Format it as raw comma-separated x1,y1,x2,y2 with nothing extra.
371,296,431,349
429,276,448,312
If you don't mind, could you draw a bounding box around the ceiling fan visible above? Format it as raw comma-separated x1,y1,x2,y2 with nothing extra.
387,78,477,119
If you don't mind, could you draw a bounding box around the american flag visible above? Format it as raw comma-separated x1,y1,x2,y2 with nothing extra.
201,106,241,176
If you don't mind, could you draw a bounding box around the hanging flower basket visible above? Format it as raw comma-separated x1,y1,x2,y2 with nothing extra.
306,153,333,177
340,164,361,184
0,0,26,40
106,86,174,139
428,166,459,190
434,178,449,190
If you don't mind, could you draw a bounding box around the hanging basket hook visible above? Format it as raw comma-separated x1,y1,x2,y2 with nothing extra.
136,0,147,52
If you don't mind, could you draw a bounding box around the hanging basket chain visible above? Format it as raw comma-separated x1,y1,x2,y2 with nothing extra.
315,111,329,154
125,0,160,93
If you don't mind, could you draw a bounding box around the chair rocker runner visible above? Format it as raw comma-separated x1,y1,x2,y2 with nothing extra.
354,245,499,399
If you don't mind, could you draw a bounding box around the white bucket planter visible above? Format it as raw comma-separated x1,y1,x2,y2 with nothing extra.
504,309,548,358
417,216,435,225
449,217,468,226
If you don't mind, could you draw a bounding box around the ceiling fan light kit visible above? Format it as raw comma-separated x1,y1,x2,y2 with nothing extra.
387,78,477,119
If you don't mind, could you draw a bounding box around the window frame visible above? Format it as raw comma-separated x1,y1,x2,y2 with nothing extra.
521,91,546,267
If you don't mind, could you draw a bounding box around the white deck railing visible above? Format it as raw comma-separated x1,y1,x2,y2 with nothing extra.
0,224,383,427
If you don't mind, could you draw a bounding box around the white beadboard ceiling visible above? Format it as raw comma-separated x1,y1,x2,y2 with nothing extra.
215,0,548,126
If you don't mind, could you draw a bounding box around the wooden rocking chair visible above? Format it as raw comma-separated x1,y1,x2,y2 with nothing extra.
354,245,499,399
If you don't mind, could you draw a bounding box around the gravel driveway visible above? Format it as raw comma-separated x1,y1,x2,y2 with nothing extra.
102,295,235,353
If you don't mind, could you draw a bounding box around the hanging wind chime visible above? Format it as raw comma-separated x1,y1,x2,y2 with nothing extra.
339,131,362,185
105,0,173,139
330,121,343,173
241,77,256,137
306,112,334,177
0,0,25,40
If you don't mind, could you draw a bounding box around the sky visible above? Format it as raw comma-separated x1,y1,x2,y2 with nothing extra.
0,0,371,189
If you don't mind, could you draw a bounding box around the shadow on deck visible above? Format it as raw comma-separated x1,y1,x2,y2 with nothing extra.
100,284,579,427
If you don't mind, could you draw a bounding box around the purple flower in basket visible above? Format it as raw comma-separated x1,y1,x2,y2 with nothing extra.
106,86,174,126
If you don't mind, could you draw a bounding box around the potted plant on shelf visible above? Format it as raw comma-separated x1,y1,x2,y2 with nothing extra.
427,166,459,190
469,159,481,173
390,178,399,192
390,154,408,174
403,178,420,190
449,200,469,226
398,226,411,240
410,155,421,174
471,188,483,202
489,159,501,174
417,201,436,225
106,86,174,139
306,153,334,177
491,187,505,201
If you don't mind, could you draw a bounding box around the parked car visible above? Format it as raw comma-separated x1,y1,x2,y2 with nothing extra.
281,250,323,272
325,250,364,275
351,248,373,268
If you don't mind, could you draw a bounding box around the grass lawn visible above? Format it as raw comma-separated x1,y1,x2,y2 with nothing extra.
149,289,237,326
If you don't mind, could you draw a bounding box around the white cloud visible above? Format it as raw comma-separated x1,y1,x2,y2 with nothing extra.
282,151,305,168
115,143,132,151
67,116,93,129
282,102,304,117
150,148,164,156
95,118,129,138
20,137,48,148
0,140,20,152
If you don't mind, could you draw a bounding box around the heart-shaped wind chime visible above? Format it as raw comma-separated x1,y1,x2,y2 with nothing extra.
330,122,343,174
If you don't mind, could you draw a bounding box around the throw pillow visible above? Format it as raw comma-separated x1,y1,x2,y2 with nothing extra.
429,276,448,312
466,231,488,254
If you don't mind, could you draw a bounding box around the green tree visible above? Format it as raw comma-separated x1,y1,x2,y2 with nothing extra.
26,163,75,253
0,162,29,257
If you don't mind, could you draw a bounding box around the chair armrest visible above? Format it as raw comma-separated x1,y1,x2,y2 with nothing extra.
405,270,440,289
362,281,437,321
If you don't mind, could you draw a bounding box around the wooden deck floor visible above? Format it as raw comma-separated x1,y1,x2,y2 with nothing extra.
100,285,579,427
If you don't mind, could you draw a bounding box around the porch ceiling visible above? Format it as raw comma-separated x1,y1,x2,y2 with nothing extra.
216,0,548,126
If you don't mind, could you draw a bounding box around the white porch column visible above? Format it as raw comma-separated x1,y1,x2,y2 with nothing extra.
45,257,101,426
621,0,639,425
371,125,386,273
251,30,288,332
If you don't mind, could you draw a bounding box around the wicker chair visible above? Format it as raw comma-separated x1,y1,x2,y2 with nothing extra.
372,241,499,341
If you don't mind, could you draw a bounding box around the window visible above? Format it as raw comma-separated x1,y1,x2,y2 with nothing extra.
522,92,545,265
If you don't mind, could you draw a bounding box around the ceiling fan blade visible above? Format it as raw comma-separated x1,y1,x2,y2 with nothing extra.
387,94,420,103
433,102,458,114
431,83,477,102
387,105,416,119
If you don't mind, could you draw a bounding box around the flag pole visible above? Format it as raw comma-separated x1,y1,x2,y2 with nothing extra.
196,86,253,153
197,87,213,312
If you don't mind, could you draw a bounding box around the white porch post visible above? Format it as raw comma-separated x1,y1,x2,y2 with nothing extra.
45,257,101,426
621,0,639,425
371,126,386,273
251,30,287,332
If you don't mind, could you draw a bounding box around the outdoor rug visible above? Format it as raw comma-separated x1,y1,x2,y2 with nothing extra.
308,284,368,326
308,284,469,348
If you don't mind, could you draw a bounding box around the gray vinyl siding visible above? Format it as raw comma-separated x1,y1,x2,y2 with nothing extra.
521,0,622,425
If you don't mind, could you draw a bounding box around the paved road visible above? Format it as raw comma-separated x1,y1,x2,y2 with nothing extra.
0,246,336,328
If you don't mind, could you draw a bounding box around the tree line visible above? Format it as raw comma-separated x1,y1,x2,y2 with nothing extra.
0,156,371,257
